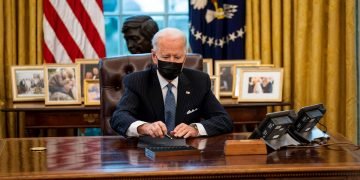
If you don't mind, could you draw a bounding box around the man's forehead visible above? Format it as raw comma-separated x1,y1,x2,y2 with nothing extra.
156,48,185,55
158,35,185,43
157,40,186,50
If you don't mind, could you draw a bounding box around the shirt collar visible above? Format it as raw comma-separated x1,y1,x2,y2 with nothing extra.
156,70,178,89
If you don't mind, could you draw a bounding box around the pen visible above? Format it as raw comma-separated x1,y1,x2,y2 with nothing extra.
165,133,173,139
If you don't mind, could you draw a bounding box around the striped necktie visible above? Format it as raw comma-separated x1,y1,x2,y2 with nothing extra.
164,83,176,132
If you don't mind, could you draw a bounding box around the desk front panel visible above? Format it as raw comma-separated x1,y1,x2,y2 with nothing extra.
0,133,359,180
24,106,264,132
25,111,100,128
2,100,290,134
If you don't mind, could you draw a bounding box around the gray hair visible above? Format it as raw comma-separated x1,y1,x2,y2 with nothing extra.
151,27,187,51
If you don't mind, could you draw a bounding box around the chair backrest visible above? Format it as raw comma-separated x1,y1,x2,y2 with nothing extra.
99,53,203,135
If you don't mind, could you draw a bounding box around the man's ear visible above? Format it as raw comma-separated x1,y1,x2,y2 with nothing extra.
151,50,158,64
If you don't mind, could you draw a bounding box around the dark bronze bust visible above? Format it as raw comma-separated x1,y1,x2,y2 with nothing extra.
122,15,159,54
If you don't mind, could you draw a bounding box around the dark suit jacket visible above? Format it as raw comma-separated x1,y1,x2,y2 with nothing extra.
110,66,233,137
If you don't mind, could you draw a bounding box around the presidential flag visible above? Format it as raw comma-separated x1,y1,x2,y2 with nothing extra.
43,0,106,63
189,0,246,60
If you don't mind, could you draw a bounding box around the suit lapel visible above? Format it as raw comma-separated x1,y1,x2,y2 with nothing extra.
149,68,165,121
175,73,191,126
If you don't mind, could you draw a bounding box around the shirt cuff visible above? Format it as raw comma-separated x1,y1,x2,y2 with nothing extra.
192,123,207,136
126,121,147,137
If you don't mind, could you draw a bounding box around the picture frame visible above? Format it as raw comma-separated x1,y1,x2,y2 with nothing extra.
210,76,220,100
11,65,45,101
44,64,81,105
215,60,261,96
84,79,100,106
232,64,275,98
202,58,213,75
75,59,100,98
237,68,284,102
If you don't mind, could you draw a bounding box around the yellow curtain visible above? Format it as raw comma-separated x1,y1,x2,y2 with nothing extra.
0,0,43,138
246,0,357,143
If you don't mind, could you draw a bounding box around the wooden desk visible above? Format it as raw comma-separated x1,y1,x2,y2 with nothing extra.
1,101,100,129
0,133,359,179
0,99,290,135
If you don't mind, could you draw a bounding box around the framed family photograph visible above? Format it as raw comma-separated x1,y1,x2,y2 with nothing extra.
76,59,100,98
44,64,81,105
215,60,260,96
203,58,213,75
232,64,275,98
237,68,284,102
84,79,100,106
210,76,220,100
11,66,45,101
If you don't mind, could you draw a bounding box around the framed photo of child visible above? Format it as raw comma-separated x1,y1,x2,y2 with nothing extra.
44,64,81,105
75,59,100,98
84,79,100,106
237,68,284,102
11,66,45,101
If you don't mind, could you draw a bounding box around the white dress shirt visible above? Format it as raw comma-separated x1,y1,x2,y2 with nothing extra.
125,70,207,137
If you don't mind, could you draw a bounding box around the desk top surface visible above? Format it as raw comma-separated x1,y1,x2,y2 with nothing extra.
0,133,359,179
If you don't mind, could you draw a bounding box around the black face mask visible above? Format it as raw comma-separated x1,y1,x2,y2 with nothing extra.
157,59,183,80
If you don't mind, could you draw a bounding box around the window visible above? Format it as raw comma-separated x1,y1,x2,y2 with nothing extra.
103,0,189,57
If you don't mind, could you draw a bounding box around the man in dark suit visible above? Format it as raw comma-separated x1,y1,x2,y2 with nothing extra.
111,28,233,138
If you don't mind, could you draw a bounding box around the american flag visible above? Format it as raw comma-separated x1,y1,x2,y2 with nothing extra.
43,0,106,63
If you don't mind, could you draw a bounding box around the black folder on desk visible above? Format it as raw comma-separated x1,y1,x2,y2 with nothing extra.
137,136,200,159
145,146,200,159
137,136,188,148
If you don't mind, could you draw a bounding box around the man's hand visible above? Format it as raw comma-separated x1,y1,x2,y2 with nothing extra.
137,121,167,138
171,123,199,138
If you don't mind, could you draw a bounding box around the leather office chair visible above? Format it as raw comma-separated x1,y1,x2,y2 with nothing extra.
99,53,203,135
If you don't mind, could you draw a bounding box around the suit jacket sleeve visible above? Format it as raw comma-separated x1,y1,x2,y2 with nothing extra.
199,75,233,136
110,75,140,136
